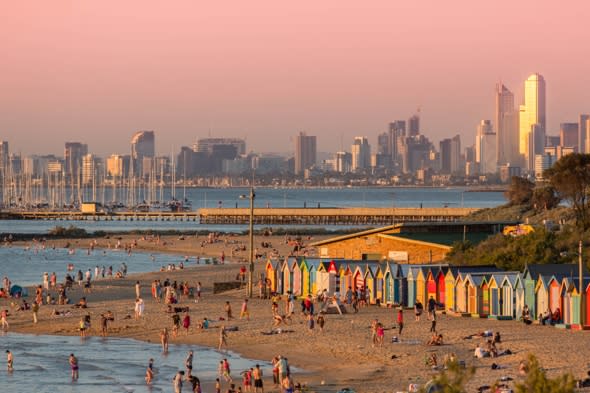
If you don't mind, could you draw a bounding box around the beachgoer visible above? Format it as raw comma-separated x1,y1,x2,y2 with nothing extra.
225,301,233,320
69,353,79,380
307,313,315,332
183,313,191,335
32,301,39,324
160,328,169,353
135,281,141,298
222,358,232,382
397,308,404,335
219,325,228,350
240,299,250,320
215,378,221,393
316,314,325,332
252,364,263,393
430,311,437,332
427,296,437,320
173,370,185,393
414,300,423,321
145,358,154,384
1,309,9,330
6,350,13,372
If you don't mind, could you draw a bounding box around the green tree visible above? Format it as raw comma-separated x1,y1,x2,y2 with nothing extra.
505,176,534,206
531,186,561,211
514,354,575,393
544,153,590,229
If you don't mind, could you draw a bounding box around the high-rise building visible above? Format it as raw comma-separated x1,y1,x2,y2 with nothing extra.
519,73,546,172
64,142,88,187
440,135,461,174
579,114,589,153
194,138,246,156
351,137,371,171
0,141,8,173
377,132,389,155
388,120,406,166
335,151,352,173
495,83,518,166
408,114,420,136
131,131,155,177
294,132,317,175
560,123,579,150
399,135,432,174
106,154,130,178
82,154,99,186
475,120,497,174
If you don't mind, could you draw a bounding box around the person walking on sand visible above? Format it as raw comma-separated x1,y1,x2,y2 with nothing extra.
222,358,232,382
135,281,141,298
6,350,13,372
252,364,264,393
397,308,404,335
32,301,39,324
219,325,228,350
160,328,169,353
69,353,79,381
240,299,250,321
182,313,191,335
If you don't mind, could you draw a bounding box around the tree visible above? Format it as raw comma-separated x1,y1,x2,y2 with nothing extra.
514,354,575,393
531,186,561,211
419,360,475,393
505,176,534,206
544,153,590,229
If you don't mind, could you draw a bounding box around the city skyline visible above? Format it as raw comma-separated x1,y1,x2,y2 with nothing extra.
2,1,590,156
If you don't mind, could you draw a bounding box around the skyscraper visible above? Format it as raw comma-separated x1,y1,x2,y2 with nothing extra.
475,120,497,174
579,114,589,153
388,120,406,167
351,136,371,171
559,123,579,150
519,73,546,172
439,135,461,174
294,132,316,175
495,83,517,166
64,142,88,187
131,130,155,177
408,114,420,136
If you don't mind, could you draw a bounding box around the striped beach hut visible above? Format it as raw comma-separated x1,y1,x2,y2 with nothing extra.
364,262,381,304
535,275,551,319
339,263,354,295
500,273,520,319
291,258,302,296
513,274,526,320
487,274,502,317
281,258,293,295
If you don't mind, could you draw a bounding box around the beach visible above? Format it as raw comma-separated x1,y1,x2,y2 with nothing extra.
3,235,590,392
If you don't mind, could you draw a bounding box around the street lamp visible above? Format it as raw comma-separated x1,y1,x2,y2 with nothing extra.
240,186,255,298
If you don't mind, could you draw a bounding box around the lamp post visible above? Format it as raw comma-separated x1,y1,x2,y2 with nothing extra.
240,186,255,298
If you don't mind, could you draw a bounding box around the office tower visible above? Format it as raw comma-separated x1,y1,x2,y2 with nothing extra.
131,130,155,177
388,120,406,166
408,114,420,136
559,123,579,150
519,73,546,171
194,138,246,156
0,141,8,173
351,137,371,171
82,154,99,186
440,135,461,174
545,135,560,147
335,151,352,173
106,154,130,178
495,83,518,166
475,120,497,174
377,132,389,155
64,142,88,187
580,114,589,153
399,135,432,174
294,132,317,175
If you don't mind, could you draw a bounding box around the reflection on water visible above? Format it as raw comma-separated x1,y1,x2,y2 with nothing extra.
1,333,271,393
0,247,193,287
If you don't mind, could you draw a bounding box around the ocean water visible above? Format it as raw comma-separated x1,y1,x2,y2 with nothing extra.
0,332,271,393
0,247,198,287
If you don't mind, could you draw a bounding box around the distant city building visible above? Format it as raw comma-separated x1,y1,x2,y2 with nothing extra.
294,132,317,175
581,114,590,153
534,153,554,180
0,141,8,174
545,135,560,147
335,151,352,173
439,135,461,174
106,154,130,178
399,135,432,174
64,142,88,184
519,73,546,172
495,83,518,166
351,136,371,171
377,132,389,155
194,137,246,155
388,120,406,167
82,154,99,186
475,120,497,174
408,114,420,136
499,164,521,183
130,131,155,177
559,123,579,150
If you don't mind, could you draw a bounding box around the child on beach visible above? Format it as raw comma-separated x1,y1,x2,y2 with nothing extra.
145,358,154,384
219,325,228,350
225,301,233,320
69,353,79,380
307,313,315,332
240,299,250,320
316,313,325,332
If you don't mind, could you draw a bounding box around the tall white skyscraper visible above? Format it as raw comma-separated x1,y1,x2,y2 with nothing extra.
476,120,497,174
351,136,371,171
580,114,590,153
519,73,546,172
495,83,517,166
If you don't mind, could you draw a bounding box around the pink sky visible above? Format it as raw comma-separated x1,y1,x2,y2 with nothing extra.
1,1,589,156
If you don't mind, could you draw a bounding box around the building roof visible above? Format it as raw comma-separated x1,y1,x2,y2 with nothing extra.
524,264,587,281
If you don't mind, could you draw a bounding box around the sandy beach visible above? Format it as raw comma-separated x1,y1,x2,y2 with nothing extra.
3,235,590,392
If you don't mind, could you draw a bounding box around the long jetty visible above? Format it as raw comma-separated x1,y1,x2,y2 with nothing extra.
0,207,479,225
198,207,478,225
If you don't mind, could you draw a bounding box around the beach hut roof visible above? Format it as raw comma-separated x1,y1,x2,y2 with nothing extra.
499,272,520,287
524,264,586,280
447,265,501,275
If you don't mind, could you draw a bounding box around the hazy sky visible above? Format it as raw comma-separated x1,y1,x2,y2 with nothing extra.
2,1,590,157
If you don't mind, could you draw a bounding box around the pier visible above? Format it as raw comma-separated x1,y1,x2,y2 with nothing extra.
198,207,479,225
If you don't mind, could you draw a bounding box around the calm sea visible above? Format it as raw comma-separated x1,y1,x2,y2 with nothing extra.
0,187,506,235
1,333,272,393
0,247,197,287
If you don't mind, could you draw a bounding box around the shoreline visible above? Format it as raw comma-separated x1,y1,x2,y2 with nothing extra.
3,237,590,392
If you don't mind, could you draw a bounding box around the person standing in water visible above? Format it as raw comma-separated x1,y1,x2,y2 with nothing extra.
6,350,13,372
69,353,79,381
160,328,169,353
145,358,154,384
